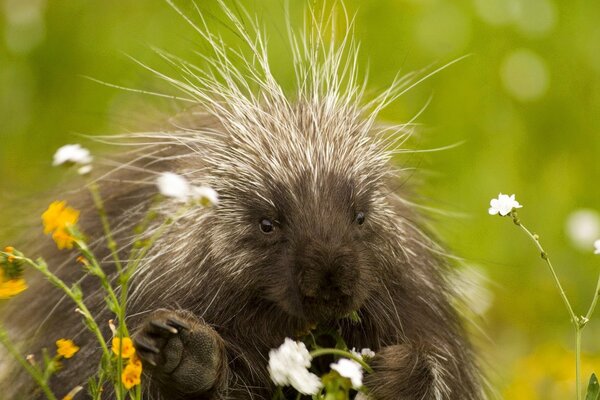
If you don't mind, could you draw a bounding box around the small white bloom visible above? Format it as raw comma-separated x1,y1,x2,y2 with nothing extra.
53,144,93,167
268,338,322,395
156,172,191,202
488,193,522,216
191,186,219,207
77,164,93,175
330,358,363,389
360,348,375,359
594,239,600,255
350,348,375,359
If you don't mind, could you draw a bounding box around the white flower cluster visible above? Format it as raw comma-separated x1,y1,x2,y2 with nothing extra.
330,358,364,389
156,172,219,206
268,338,322,395
350,347,375,360
53,144,93,175
488,193,522,216
594,239,600,255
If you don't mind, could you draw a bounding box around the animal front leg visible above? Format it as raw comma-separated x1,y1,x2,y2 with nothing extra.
133,309,227,399
363,343,450,400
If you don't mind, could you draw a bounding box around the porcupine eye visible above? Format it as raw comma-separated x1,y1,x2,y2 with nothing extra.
259,218,274,234
355,211,366,225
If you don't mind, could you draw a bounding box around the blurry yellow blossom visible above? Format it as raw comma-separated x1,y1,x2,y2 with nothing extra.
112,336,136,359
4,246,15,263
0,247,27,298
56,339,80,359
51,229,76,250
129,352,142,368
121,359,142,389
42,201,79,250
503,344,600,399
0,269,27,299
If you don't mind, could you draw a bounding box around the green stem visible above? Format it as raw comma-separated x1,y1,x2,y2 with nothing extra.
513,216,577,324
20,257,111,359
576,328,582,400
88,183,124,274
584,272,600,321
308,348,373,374
512,212,582,400
0,326,58,400
127,207,188,276
74,238,121,313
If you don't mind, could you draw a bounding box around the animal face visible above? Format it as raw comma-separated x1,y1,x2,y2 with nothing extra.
208,109,389,322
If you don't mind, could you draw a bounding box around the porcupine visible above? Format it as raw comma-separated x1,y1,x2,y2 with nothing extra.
1,2,483,399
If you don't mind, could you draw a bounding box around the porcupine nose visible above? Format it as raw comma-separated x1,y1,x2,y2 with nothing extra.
297,243,358,300
318,267,345,300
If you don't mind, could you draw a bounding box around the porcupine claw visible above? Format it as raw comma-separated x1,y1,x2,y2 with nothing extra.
133,309,226,398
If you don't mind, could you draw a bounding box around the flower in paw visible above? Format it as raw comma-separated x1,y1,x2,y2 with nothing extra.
268,338,323,395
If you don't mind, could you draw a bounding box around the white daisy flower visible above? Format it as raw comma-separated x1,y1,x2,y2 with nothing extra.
594,239,600,255
488,193,522,216
156,172,191,202
330,358,363,389
191,185,219,207
53,144,93,174
268,338,322,395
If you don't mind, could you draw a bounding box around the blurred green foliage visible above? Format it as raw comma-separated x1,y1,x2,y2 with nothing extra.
1,0,599,398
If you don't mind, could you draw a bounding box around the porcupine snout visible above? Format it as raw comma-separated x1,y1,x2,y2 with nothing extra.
295,238,359,302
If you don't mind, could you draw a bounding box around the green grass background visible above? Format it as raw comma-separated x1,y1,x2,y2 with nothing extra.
1,0,599,397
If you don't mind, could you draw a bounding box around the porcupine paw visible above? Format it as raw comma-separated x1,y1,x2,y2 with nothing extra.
133,309,225,397
363,344,435,400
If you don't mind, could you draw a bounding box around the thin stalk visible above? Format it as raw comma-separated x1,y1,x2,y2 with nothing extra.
18,256,110,358
512,212,583,399
0,327,58,400
576,328,582,400
584,272,600,321
74,238,121,312
309,348,373,374
512,214,577,324
88,183,124,273
127,207,188,275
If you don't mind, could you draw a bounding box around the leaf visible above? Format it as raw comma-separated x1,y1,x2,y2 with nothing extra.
586,373,600,400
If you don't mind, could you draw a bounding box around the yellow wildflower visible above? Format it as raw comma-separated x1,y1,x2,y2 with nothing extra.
52,229,76,250
56,339,80,359
121,361,142,389
112,337,136,359
0,269,27,299
4,246,15,263
129,352,142,368
42,201,79,250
